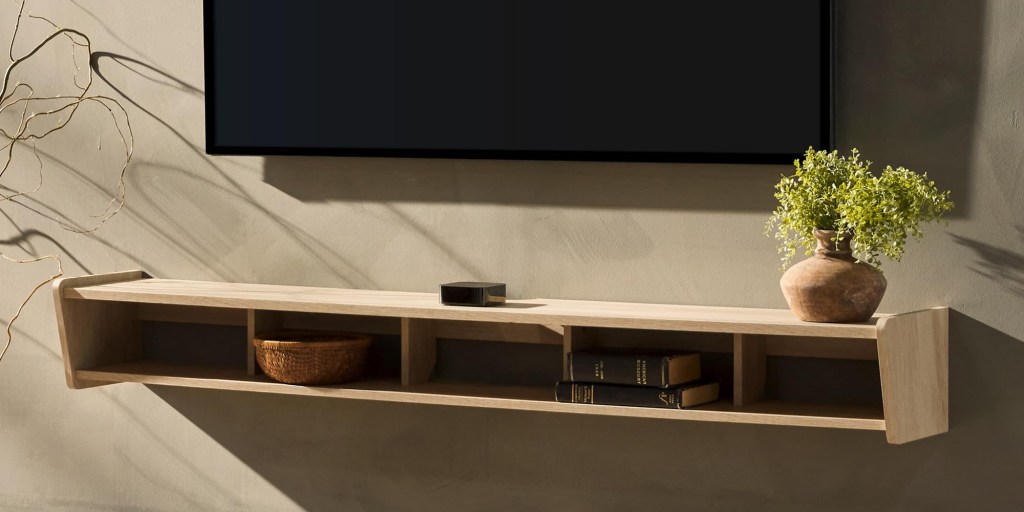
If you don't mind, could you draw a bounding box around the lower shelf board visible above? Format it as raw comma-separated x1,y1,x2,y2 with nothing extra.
75,361,887,432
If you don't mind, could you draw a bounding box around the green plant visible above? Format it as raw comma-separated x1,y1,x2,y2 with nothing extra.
766,147,954,270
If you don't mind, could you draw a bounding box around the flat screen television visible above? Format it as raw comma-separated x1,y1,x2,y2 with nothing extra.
205,0,833,163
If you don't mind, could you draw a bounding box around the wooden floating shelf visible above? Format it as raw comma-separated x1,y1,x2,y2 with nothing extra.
63,276,882,338
53,271,948,444
75,362,887,431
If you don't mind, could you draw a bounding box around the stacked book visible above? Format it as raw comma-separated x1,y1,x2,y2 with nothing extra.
555,351,719,409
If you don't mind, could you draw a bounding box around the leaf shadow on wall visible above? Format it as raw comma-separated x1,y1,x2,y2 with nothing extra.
146,309,1024,511
952,229,1024,299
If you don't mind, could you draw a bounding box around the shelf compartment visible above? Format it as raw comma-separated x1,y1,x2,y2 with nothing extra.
75,361,886,431
53,270,946,444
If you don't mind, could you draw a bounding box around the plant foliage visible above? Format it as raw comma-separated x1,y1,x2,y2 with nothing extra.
766,148,954,270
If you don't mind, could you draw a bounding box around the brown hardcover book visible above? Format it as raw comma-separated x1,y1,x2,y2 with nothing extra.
567,351,700,387
555,380,720,409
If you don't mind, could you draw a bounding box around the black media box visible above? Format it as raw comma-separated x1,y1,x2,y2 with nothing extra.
440,282,507,307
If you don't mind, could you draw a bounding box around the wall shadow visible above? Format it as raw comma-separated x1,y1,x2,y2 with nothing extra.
83,51,389,287
945,310,1024,438
837,0,983,216
952,228,1024,299
35,0,994,509
0,210,91,273
149,309,1024,511
263,156,782,211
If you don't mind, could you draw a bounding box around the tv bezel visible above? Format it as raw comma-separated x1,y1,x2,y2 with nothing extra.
203,0,835,164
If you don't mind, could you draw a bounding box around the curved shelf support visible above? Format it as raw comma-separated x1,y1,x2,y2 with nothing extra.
877,307,949,444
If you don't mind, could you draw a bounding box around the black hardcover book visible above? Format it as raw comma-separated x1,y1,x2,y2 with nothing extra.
567,351,700,387
555,380,720,409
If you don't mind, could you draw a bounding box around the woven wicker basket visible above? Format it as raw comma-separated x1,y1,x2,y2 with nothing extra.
253,331,372,385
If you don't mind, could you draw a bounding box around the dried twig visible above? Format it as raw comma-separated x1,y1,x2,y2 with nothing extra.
0,0,132,367
0,252,62,364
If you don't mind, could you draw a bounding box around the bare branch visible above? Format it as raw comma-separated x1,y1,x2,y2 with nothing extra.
0,140,43,201
7,0,27,62
0,0,134,368
0,1,131,232
0,252,63,365
1,28,93,101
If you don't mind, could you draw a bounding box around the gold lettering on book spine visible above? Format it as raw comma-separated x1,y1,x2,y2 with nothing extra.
658,391,675,406
634,359,649,385
572,384,594,404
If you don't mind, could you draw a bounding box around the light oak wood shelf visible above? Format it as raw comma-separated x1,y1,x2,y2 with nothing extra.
74,361,887,431
53,271,948,444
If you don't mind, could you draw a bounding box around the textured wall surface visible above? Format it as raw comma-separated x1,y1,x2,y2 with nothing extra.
1,1,1023,510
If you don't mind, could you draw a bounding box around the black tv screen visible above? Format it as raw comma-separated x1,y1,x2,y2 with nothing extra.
205,0,833,163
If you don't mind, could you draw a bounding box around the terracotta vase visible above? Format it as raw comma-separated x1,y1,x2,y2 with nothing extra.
780,229,887,323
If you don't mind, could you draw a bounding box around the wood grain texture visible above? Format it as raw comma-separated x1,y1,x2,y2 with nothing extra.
591,329,732,354
138,304,247,326
280,312,399,336
74,361,887,431
248,310,283,376
766,335,878,360
52,270,147,389
877,307,949,444
563,325,598,380
734,334,766,406
402,318,436,385
276,313,562,345
56,273,952,443
65,278,884,338
437,321,563,345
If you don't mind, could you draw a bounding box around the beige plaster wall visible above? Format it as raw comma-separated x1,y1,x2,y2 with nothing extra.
1,0,1022,510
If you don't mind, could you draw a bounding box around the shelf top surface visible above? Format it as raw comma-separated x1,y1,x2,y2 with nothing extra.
63,277,889,338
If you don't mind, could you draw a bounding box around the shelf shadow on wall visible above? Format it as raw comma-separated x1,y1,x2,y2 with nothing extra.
836,0,984,217
148,309,1024,511
945,310,1024,446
